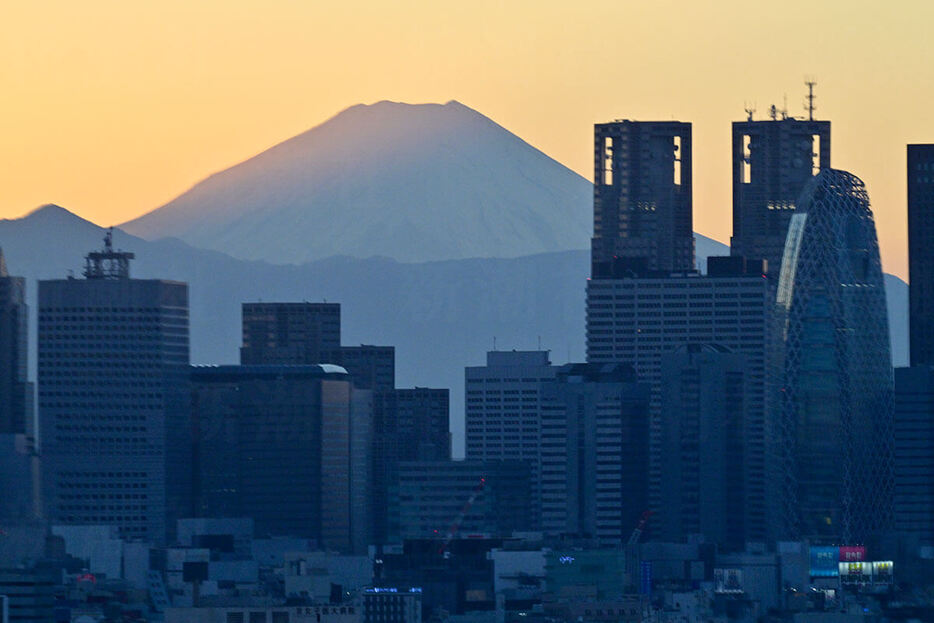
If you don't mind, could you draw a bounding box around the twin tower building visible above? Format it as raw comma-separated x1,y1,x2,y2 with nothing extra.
582,111,892,546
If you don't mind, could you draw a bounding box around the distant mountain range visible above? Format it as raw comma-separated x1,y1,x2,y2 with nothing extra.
0,205,908,455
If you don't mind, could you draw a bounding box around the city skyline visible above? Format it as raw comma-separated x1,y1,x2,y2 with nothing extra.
3,1,934,280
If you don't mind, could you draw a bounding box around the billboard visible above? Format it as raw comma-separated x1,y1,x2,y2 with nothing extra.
872,561,894,583
809,546,839,577
839,546,866,562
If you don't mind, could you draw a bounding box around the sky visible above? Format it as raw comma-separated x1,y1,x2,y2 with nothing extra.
2,0,932,280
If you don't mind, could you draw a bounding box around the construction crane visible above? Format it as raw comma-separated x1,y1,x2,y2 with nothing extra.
627,510,654,545
438,476,487,556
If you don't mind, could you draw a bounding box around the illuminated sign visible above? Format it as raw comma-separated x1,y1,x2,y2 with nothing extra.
839,546,866,562
809,546,839,577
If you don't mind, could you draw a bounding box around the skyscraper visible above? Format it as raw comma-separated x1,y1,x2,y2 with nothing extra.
894,366,934,545
908,144,934,366
777,169,894,543
730,113,830,275
659,344,747,550
591,120,694,277
0,249,32,435
585,259,777,543
240,302,341,365
191,364,371,553
39,232,190,543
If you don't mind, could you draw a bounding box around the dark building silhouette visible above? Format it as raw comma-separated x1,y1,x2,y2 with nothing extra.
38,233,190,544
894,366,934,545
388,460,531,541
240,302,341,365
539,363,650,544
659,344,747,550
0,249,32,435
777,169,893,543
241,302,394,390
191,364,372,553
730,113,830,275
908,144,934,366
372,388,450,544
591,120,694,277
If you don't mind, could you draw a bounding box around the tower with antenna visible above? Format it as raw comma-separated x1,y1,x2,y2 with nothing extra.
83,227,135,279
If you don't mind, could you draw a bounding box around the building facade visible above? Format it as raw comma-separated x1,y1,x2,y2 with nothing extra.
190,364,371,553
0,249,31,435
777,168,894,543
894,365,934,545
908,144,934,366
659,345,747,550
730,116,831,275
539,363,650,544
464,350,557,526
38,235,190,543
585,260,777,543
591,120,694,277
372,388,450,544
240,302,341,365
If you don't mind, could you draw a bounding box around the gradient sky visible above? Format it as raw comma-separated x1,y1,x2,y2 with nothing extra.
2,0,932,279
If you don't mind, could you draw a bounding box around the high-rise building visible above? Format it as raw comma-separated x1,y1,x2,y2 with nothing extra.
240,302,341,365
190,364,371,553
894,366,934,545
240,302,395,390
539,363,650,544
908,144,934,366
591,120,694,277
372,388,450,544
38,233,190,544
730,113,830,275
388,460,532,541
659,344,747,550
0,249,32,435
777,169,894,543
585,259,777,543
465,350,556,526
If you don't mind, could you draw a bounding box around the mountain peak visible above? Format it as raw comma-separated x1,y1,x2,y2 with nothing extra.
121,101,592,264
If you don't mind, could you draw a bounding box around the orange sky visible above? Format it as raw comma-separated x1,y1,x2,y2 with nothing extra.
2,0,932,279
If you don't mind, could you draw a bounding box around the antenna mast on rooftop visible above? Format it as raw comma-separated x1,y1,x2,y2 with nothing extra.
804,78,817,121
743,102,756,122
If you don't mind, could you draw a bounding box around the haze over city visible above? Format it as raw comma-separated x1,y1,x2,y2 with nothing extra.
3,0,934,278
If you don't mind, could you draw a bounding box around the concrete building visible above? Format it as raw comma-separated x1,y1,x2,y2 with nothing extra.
539,363,650,544
591,120,694,277
585,258,776,543
0,568,56,623
371,388,450,544
465,351,556,525
166,604,360,623
388,460,532,541
362,588,421,623
240,302,341,366
191,365,371,553
730,113,831,276
38,233,190,544
908,144,934,366
894,365,934,545
325,345,395,392
659,345,747,550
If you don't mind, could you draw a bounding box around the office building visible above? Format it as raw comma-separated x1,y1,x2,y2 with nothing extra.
659,345,747,550
240,302,394,390
908,144,934,366
388,460,532,541
0,249,31,435
191,364,371,553
372,388,450,544
539,363,650,544
591,120,694,277
363,588,422,623
730,113,830,275
0,567,57,623
465,350,557,526
585,258,776,543
777,168,894,543
240,302,341,365
38,233,190,544
894,366,934,545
